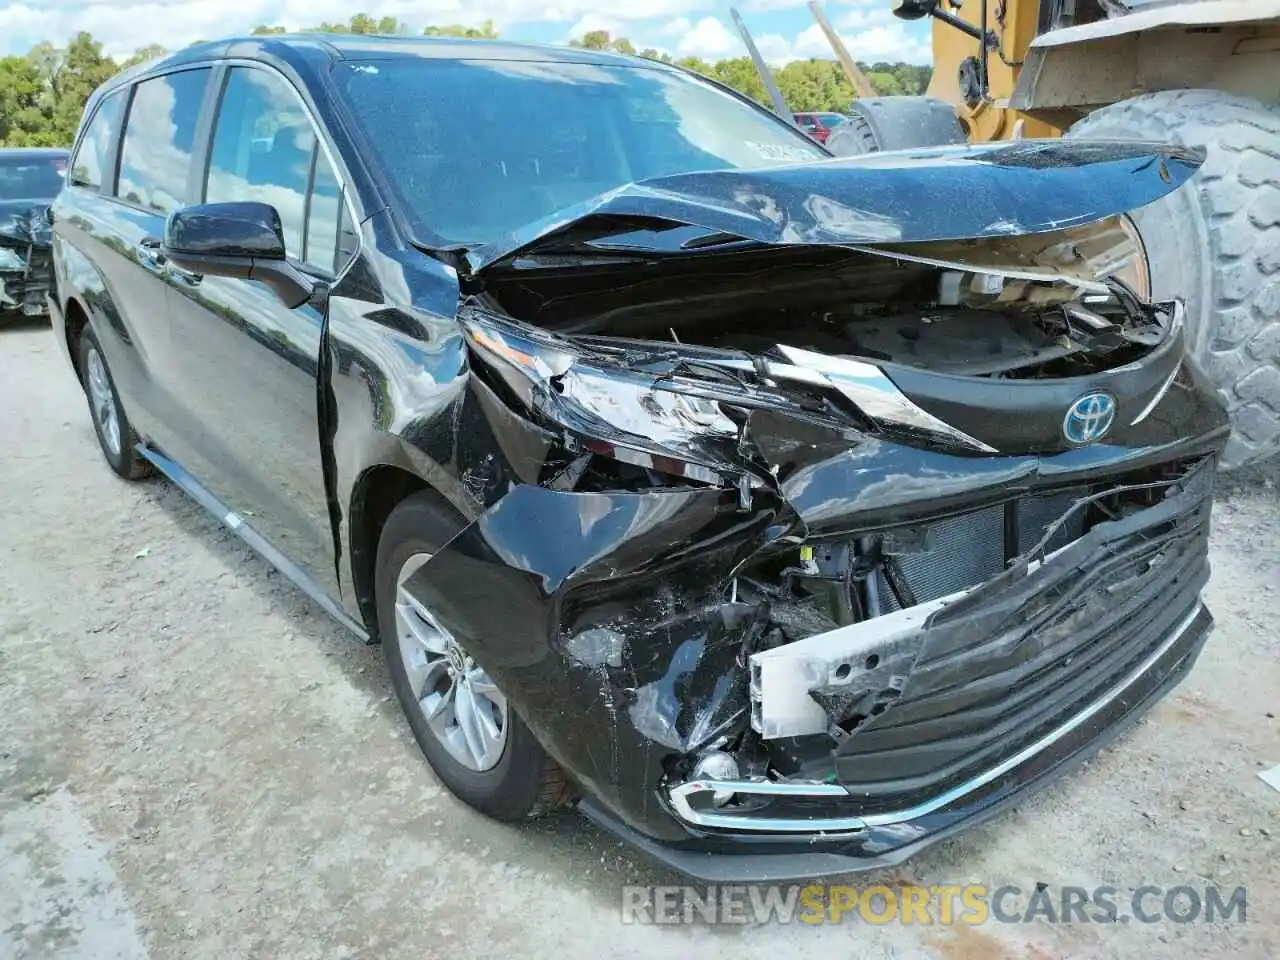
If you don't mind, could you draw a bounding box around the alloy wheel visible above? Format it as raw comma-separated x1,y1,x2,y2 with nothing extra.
394,554,509,771
86,347,121,458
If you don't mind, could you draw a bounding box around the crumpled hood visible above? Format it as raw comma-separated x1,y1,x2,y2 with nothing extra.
464,139,1203,274
0,200,53,249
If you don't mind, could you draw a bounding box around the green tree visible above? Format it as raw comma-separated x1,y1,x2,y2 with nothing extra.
0,55,57,146
120,44,168,70
44,33,117,145
575,30,612,50
0,23,932,148
866,71,904,96
710,57,768,104
423,20,499,39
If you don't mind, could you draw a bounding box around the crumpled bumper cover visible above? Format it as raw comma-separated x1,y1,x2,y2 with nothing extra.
586,600,1211,882
401,443,1218,878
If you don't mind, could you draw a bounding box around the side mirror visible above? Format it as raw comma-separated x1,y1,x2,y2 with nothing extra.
162,201,319,309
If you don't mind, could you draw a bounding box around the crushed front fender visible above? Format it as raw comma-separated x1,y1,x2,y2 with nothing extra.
400,482,784,839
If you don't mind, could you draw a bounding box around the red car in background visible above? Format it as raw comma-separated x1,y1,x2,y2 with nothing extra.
793,111,846,143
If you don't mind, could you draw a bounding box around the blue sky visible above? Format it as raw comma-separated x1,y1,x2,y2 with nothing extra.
6,1,933,64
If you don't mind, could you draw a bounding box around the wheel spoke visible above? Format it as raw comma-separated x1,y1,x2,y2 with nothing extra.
453,682,489,768
420,679,455,722
467,670,506,711
404,653,449,702
396,599,449,655
391,553,509,772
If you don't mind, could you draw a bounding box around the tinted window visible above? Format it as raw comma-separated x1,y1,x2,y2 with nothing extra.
818,115,845,129
69,91,123,190
336,59,824,245
0,154,67,201
117,68,211,214
205,67,344,272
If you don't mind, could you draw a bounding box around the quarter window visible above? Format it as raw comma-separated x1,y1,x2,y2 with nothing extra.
117,68,211,214
69,90,124,190
204,67,345,273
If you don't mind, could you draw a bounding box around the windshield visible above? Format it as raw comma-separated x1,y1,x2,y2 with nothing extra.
0,155,66,201
336,58,826,246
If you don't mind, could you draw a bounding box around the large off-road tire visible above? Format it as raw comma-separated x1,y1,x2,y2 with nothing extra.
825,95,967,157
375,491,573,821
1067,90,1280,469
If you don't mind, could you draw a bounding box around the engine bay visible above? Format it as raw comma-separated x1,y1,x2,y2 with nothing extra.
475,216,1172,382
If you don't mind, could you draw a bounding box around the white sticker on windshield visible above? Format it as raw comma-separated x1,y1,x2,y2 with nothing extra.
746,141,815,161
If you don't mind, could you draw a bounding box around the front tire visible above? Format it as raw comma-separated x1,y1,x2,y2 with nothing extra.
77,324,152,480
1067,90,1280,469
375,491,572,821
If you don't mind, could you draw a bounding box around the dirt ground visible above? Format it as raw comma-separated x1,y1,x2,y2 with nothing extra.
1,320,1277,959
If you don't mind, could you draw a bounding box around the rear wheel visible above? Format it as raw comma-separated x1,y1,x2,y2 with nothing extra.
1067,90,1280,469
376,491,573,821
77,324,152,480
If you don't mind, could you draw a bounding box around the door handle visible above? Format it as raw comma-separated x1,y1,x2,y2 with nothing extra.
167,264,203,287
135,236,164,271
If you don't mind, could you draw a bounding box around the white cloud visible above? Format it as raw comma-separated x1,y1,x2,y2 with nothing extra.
728,13,931,67
6,0,930,65
752,33,794,64
661,17,692,38
3,0,708,56
675,16,739,59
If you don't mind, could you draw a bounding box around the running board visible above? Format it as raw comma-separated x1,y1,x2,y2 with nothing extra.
136,444,369,641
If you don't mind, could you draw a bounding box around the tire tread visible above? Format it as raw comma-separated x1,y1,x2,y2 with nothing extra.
1070,89,1280,468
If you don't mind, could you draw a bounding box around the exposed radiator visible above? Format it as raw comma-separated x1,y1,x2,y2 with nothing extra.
878,487,1089,610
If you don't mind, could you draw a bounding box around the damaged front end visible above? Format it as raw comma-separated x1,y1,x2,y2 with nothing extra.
0,203,54,318
401,140,1228,878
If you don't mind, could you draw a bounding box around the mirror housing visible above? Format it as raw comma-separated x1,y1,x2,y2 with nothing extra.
162,202,319,309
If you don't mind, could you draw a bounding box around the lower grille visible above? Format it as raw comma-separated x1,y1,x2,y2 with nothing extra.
834,461,1215,811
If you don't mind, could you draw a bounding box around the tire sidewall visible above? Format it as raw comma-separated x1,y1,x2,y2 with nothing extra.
375,493,549,819
1064,116,1213,359
77,324,136,479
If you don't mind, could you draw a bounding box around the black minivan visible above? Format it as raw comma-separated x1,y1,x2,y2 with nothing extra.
51,34,1228,880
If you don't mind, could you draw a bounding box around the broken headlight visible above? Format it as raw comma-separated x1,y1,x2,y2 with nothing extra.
462,310,756,485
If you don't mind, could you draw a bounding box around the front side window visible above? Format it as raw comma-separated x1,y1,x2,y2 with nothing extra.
204,67,344,272
335,59,825,246
117,69,211,214
68,91,124,191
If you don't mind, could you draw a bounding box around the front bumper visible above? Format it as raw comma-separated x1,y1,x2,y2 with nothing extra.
584,457,1215,879
583,600,1211,881
405,444,1219,879
0,244,53,318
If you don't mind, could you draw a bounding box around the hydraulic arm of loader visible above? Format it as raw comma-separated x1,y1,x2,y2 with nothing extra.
807,1,878,99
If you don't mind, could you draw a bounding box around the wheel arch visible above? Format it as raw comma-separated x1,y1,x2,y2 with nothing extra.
62,296,91,386
347,463,433,640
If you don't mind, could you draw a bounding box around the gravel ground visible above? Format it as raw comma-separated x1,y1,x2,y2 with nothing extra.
2,320,1278,959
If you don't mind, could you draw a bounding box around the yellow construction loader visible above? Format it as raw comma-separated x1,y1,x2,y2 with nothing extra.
738,2,1280,469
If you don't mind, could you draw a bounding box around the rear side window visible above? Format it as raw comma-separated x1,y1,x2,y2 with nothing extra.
69,91,123,190
204,67,346,273
117,68,211,214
